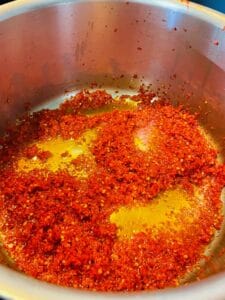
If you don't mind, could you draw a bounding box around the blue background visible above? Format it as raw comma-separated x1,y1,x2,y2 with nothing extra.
193,0,225,13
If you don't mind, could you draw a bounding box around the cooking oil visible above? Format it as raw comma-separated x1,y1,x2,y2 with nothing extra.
17,129,97,178
110,188,204,239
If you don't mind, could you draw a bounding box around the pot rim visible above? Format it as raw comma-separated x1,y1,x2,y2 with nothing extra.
0,0,225,25
0,1,225,300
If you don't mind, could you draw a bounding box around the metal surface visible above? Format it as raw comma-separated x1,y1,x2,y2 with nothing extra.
0,0,225,299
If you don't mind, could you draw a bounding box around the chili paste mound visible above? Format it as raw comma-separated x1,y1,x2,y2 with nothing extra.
0,89,224,291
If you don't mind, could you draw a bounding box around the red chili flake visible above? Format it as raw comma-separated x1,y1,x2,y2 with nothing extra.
60,90,113,114
114,28,118,33
170,74,177,79
213,40,219,46
61,151,70,158
0,89,223,292
5,97,10,104
37,150,52,162
24,145,39,159
89,82,98,89
137,47,142,51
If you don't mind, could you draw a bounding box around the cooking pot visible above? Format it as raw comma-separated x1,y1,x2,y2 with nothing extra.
0,0,225,299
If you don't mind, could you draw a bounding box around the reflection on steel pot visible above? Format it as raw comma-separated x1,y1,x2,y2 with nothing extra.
0,0,225,300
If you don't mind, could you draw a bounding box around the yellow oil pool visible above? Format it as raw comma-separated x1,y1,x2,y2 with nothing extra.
17,129,97,178
82,97,139,116
110,189,203,239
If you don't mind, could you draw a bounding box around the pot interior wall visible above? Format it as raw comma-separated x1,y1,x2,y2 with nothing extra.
0,0,225,284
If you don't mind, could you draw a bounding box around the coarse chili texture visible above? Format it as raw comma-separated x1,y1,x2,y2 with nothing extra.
0,89,224,291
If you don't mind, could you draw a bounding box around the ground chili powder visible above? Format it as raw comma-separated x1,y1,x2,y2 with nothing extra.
0,89,224,291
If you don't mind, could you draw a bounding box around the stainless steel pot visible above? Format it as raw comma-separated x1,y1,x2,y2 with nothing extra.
0,0,225,299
